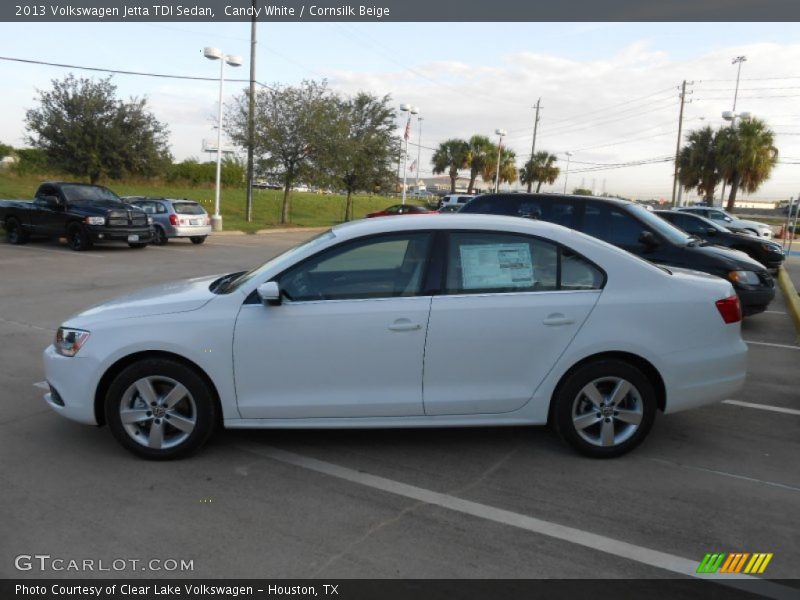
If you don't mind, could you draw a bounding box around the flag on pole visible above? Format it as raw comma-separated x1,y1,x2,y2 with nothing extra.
403,116,411,141
409,159,417,173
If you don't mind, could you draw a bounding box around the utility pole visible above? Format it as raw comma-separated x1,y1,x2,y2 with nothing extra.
244,0,257,222
528,98,541,193
671,80,688,208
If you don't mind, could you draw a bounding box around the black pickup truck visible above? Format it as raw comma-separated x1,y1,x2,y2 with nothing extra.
0,182,153,250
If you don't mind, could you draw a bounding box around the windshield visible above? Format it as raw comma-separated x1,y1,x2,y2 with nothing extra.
627,204,693,245
220,230,336,293
172,202,205,215
60,184,121,203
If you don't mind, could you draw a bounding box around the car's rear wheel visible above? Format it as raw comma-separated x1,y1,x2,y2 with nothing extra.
554,359,656,458
66,222,92,251
5,218,28,244
190,236,207,245
152,227,168,245
105,359,217,460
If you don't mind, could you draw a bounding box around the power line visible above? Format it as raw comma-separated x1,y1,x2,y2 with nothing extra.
0,55,276,89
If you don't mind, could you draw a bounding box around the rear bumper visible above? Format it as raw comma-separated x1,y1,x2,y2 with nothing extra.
86,225,152,243
169,224,212,238
662,338,748,414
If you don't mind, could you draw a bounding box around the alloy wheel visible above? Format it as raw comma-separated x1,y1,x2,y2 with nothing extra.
119,376,197,450
571,376,643,448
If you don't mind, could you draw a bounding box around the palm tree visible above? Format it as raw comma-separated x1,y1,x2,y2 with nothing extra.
482,147,518,190
465,135,494,193
716,118,779,211
676,126,721,204
431,138,469,193
519,151,560,193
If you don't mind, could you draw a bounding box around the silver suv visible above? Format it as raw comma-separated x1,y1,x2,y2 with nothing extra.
124,197,212,245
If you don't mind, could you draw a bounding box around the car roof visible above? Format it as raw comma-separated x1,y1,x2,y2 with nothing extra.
473,192,634,208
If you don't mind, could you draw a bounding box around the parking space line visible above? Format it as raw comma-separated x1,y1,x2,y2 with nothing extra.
238,444,794,599
649,458,800,493
33,381,48,390
723,399,800,416
763,310,788,315
0,245,106,258
744,340,800,350
0,317,55,333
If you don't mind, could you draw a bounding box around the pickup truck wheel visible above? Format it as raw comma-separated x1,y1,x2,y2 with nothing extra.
105,358,217,460
5,218,28,244
66,223,92,251
128,243,148,249
190,236,207,245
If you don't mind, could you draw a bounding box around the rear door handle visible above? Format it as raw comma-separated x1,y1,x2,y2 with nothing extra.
389,319,422,332
543,313,575,326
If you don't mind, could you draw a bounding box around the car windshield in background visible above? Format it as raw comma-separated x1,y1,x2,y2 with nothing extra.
219,230,337,293
172,202,205,215
627,204,692,245
60,184,121,203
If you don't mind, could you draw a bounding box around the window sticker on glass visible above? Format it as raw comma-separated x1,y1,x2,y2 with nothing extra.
460,243,534,289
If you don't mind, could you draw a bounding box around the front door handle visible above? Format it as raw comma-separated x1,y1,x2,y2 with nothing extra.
543,313,575,326
389,319,421,332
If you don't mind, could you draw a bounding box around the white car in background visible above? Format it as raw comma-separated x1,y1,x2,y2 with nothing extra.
43,215,747,460
677,206,773,238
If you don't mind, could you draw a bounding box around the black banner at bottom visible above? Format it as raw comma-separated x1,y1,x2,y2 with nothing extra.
4,579,800,600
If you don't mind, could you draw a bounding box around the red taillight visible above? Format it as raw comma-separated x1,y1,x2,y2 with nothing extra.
715,295,742,324
169,214,178,226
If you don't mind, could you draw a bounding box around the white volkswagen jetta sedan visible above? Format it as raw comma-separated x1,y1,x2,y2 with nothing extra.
43,215,747,460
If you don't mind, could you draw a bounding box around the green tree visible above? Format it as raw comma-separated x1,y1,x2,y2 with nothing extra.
482,147,518,190
318,92,398,221
228,80,333,224
716,118,779,211
466,135,494,194
0,141,13,160
519,151,561,193
572,188,593,196
24,74,171,184
677,126,721,204
431,138,469,193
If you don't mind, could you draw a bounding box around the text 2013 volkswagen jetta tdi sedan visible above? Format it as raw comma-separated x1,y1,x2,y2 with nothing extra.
43,215,747,460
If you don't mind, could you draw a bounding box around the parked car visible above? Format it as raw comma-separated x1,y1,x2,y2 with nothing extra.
42,214,746,460
459,193,775,315
439,205,462,213
366,204,436,218
676,207,773,239
440,194,475,209
0,182,152,250
123,197,211,245
656,210,785,270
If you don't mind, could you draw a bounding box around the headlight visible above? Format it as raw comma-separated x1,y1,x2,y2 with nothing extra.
727,270,760,286
84,216,105,226
147,216,153,225
55,327,90,357
761,242,782,253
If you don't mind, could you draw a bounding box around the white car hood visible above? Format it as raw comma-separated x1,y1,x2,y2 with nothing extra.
67,274,221,325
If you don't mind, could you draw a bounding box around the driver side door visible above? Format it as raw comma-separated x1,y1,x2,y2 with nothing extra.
232,232,434,419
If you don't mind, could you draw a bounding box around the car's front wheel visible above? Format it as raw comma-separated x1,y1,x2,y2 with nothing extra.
66,222,92,251
105,358,217,460
553,359,656,458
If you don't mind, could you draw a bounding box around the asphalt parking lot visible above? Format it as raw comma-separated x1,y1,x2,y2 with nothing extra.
1,234,798,590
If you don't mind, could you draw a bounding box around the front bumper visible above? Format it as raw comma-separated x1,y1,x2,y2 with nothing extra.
736,286,776,315
42,345,101,425
86,225,153,243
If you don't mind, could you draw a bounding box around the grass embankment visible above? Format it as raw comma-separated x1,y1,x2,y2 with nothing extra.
0,173,426,233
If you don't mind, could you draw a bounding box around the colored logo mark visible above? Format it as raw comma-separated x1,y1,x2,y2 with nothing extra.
697,553,773,574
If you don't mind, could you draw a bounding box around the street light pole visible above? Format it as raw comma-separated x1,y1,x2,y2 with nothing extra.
400,104,418,205
204,47,242,232
720,56,747,206
244,2,257,223
414,116,423,194
494,128,506,193
563,152,573,194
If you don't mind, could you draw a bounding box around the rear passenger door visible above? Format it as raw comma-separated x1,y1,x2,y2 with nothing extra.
422,231,603,415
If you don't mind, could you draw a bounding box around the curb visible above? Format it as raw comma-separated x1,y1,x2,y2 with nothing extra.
776,266,800,339
255,227,328,235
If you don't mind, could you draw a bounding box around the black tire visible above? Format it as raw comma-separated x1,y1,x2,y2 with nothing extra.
553,359,656,458
128,242,148,249
105,358,217,460
152,227,168,246
5,217,28,245
190,236,207,245
66,222,92,251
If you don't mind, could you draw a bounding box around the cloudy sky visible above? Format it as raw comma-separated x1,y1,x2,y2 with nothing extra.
1,21,798,201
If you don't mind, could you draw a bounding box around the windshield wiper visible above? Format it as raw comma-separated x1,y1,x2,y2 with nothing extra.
211,271,246,294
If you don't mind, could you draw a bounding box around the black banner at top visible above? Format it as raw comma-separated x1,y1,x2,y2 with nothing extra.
3,0,800,22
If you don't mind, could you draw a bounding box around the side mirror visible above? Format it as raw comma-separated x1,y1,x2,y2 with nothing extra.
256,281,282,306
706,228,717,236
638,230,660,247
724,216,733,222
